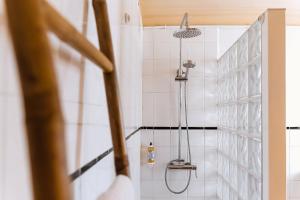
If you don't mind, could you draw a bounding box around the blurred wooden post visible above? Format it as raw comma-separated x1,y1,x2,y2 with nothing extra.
93,0,130,176
5,0,71,199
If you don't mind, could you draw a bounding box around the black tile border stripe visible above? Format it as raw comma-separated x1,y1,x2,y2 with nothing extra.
69,127,142,181
69,126,217,181
70,147,113,181
140,126,218,130
286,127,300,129
69,126,299,181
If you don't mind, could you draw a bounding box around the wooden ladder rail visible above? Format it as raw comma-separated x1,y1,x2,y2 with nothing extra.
5,0,130,199
92,0,130,176
5,0,71,199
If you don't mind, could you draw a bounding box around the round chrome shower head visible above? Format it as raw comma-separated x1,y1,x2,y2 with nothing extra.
183,60,196,68
173,27,201,39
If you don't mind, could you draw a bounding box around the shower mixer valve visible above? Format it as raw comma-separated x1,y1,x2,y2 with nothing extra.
175,60,195,81
167,159,197,171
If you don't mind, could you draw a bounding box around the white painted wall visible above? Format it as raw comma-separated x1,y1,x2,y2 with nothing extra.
141,26,219,200
0,0,143,199
286,26,300,200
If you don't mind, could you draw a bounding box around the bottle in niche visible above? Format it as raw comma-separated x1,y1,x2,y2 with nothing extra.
147,142,155,164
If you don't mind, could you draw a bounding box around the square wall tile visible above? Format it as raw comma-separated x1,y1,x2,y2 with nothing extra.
153,180,171,198
204,27,218,42
289,181,300,198
189,130,205,146
154,42,170,59
142,93,154,126
154,130,170,147
205,42,218,61
143,59,154,76
154,93,171,126
144,43,154,59
154,28,172,43
141,181,154,198
290,147,300,180
188,180,205,197
143,28,154,43
154,59,170,75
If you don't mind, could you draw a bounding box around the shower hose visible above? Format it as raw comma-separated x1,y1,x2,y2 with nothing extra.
164,81,193,194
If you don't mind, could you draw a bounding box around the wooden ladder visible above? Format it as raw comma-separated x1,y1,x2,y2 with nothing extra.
5,0,129,199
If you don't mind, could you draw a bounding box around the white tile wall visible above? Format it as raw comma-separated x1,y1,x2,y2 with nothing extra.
0,0,142,199
141,130,218,200
142,26,218,128
141,26,219,200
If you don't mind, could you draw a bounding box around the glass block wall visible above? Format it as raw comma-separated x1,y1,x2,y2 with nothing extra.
217,20,262,200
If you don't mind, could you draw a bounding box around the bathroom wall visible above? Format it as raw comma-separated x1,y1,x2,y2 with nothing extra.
141,26,219,200
0,0,142,199
286,26,300,200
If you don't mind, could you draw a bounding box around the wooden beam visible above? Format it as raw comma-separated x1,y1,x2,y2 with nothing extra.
4,0,71,199
93,0,130,176
261,9,286,200
43,1,113,73
140,0,300,26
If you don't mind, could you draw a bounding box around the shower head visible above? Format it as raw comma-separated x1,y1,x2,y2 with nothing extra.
183,60,196,68
173,27,201,39
173,13,201,39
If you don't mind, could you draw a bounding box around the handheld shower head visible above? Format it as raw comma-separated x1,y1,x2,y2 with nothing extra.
183,60,196,68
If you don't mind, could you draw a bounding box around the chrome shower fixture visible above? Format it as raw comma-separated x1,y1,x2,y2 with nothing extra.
183,60,196,68
167,160,197,170
165,13,202,195
173,12,200,82
175,69,188,81
172,13,201,39
173,27,202,39
175,60,196,81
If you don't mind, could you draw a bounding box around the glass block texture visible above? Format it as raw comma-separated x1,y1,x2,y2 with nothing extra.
217,21,262,200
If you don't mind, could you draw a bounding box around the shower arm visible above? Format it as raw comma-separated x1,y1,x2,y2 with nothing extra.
180,13,189,29
178,13,189,77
